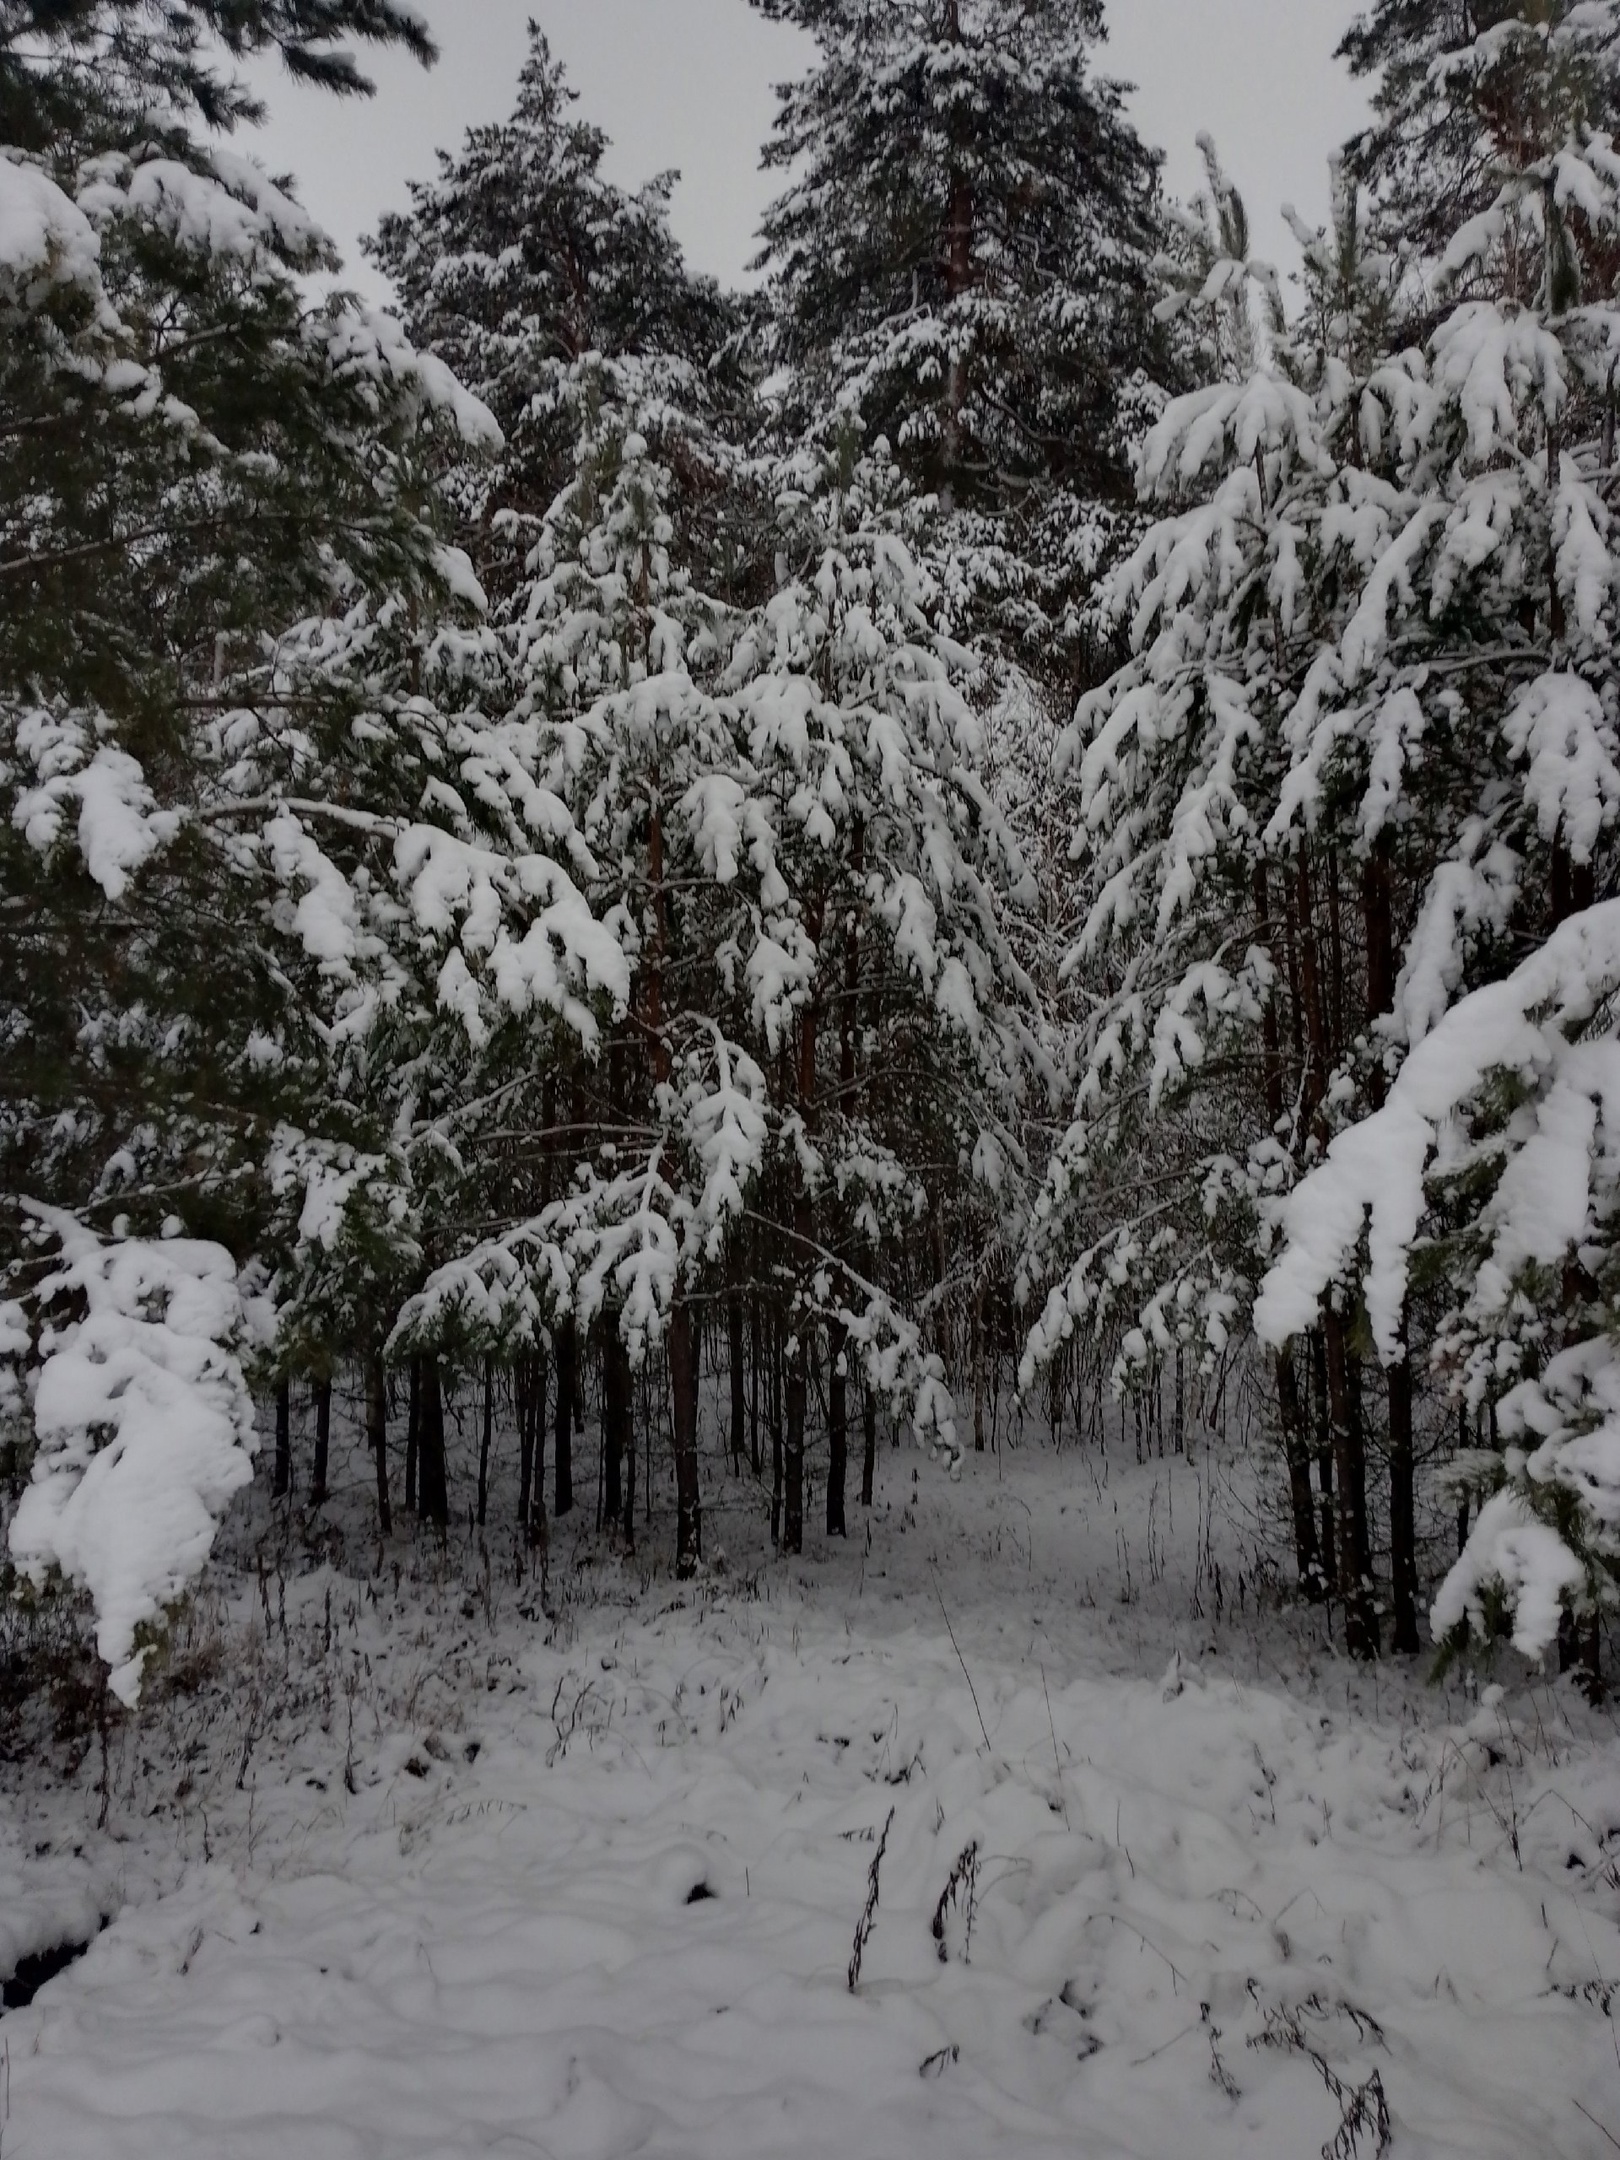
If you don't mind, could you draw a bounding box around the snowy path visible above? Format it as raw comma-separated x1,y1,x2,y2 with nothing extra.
4,1452,1620,2158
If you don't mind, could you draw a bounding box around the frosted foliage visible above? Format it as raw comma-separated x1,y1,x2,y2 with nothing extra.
0,155,101,297
1502,672,1620,866
77,149,327,272
1258,901,1620,1653
1430,1490,1585,1659
6,1211,258,1705
1027,108,1620,1426
1257,900,1620,1359
11,708,180,900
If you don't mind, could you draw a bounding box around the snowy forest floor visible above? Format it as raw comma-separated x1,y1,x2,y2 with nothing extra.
3,1404,1620,2158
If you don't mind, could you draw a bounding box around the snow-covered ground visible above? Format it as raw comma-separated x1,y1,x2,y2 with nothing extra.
3,1417,1620,2159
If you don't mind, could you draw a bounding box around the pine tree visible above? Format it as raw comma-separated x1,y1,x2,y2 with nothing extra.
1031,17,1620,1661
1254,12,1620,1671
368,28,750,603
0,1,537,1682
753,0,1173,688
1,0,435,151
385,368,1042,1567
1341,1,1620,294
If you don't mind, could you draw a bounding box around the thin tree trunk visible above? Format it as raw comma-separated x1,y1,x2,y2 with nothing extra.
785,949,820,1559
602,1325,629,1529
827,1319,848,1537
554,1322,575,1518
477,1358,493,1529
728,1280,746,1475
529,1349,550,1551
861,1385,877,1508
405,1356,420,1514
972,1294,986,1453
1324,1309,1378,1656
417,1357,449,1530
1311,1329,1336,1589
1347,1343,1374,1614
273,1378,291,1498
669,1295,702,1574
621,1351,636,1555
367,1352,391,1537
749,1284,762,1477
770,1305,784,1548
1276,1347,1322,1597
1388,1340,1419,1653
784,1334,806,1556
517,1360,534,1542
310,1376,330,1506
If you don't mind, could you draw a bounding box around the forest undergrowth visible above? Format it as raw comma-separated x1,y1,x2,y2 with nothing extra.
3,1387,1619,2159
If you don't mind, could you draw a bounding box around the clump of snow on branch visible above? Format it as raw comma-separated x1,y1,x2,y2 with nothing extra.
5,1209,261,1704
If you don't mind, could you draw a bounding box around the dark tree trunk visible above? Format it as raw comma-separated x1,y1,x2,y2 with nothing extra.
1346,1345,1374,1606
477,1359,493,1529
749,1287,762,1476
417,1357,449,1530
367,1353,391,1537
972,1296,985,1453
273,1378,291,1498
1254,863,1286,1133
669,1296,702,1575
405,1356,420,1514
1311,1329,1336,1588
728,1283,746,1475
528,1350,550,1551
554,1322,575,1518
517,1360,533,1541
1276,1347,1322,1597
1363,842,1396,1097
861,1385,877,1508
784,1334,806,1556
602,1326,629,1528
310,1376,330,1506
621,1359,637,1555
770,1307,784,1548
1388,1344,1420,1653
826,1320,848,1537
1324,1309,1378,1656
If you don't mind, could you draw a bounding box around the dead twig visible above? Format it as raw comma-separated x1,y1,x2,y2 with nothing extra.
847,1805,896,1991
931,1568,991,1752
931,1839,980,1964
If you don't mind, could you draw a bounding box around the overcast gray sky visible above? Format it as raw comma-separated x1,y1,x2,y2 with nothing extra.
244,1,1370,304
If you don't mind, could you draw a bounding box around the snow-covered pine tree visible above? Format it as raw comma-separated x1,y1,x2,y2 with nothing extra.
1254,13,1620,1675
722,436,1042,1547
386,368,1041,1567
1030,17,1620,1663
368,27,751,606
1341,0,1620,299
0,2,591,1680
752,0,1172,692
